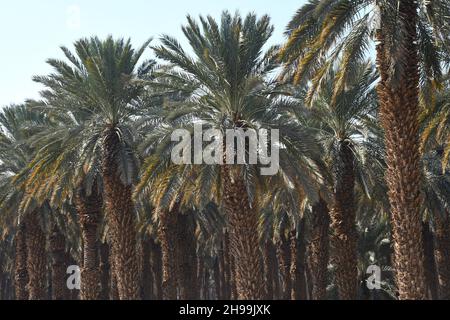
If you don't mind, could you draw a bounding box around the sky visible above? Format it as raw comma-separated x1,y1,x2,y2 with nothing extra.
0,0,306,107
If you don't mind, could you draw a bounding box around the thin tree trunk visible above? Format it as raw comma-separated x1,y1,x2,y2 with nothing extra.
141,238,153,300
177,212,198,300
221,165,265,299
102,127,140,300
263,239,276,300
204,268,210,299
291,221,307,300
308,197,330,300
197,255,205,299
99,242,111,300
49,223,69,300
14,223,29,300
213,257,221,300
25,212,47,300
434,211,450,299
218,239,227,300
422,222,438,299
150,239,163,300
158,206,178,300
277,230,292,300
375,0,427,299
223,231,233,300
330,141,358,300
75,182,102,300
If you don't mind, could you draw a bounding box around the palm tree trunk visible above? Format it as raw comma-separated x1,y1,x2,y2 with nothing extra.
277,230,292,300
49,223,69,300
14,223,29,300
158,206,178,300
263,239,277,299
109,250,120,300
218,238,227,299
422,222,438,299
99,242,111,300
75,183,102,300
375,0,427,299
434,211,450,299
291,221,307,300
177,212,198,300
149,239,163,300
102,127,140,300
308,197,330,300
221,165,265,300
141,238,153,300
213,258,221,300
330,141,358,300
25,212,47,300
223,231,233,300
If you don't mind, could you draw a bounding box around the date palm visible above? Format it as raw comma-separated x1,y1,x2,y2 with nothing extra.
280,0,449,299
0,105,52,300
138,11,323,299
422,147,450,299
419,75,450,299
31,36,154,299
280,63,381,299
146,11,277,300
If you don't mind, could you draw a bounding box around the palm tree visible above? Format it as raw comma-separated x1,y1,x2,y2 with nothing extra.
23,99,105,300
142,11,278,299
280,0,449,299
143,11,325,300
279,63,381,299
419,75,450,299
421,147,450,299
0,105,53,300
30,36,154,299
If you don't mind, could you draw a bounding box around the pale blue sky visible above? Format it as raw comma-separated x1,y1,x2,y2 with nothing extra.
0,0,306,107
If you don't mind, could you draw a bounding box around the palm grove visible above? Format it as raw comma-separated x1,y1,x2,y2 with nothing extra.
0,0,450,300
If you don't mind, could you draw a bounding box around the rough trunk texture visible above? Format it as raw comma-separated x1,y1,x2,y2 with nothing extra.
277,231,292,300
221,165,265,300
49,224,69,300
177,212,198,300
75,183,102,300
375,0,427,299
223,231,234,300
422,222,438,299
330,141,357,300
158,206,179,300
291,222,307,300
99,242,111,300
14,224,29,300
109,251,120,300
25,212,47,300
263,239,277,300
308,197,330,300
102,127,140,300
434,211,450,299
